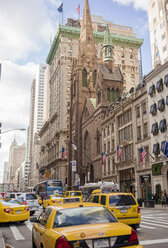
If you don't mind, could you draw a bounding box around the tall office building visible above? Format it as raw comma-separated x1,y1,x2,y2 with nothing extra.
148,0,168,68
8,139,26,183
34,64,47,134
3,162,8,183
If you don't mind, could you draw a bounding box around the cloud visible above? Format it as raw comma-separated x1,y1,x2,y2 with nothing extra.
0,61,37,182
112,0,148,11
0,0,56,62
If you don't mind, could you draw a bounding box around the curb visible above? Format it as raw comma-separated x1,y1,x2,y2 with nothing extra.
0,231,6,248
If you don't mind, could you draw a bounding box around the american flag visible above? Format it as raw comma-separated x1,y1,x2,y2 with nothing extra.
140,147,147,164
101,152,106,165
77,4,80,15
62,147,68,160
117,145,122,161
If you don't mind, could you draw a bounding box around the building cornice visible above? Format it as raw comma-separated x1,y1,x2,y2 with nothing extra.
145,61,168,82
46,25,143,65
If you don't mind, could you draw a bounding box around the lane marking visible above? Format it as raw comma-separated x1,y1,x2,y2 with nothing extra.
10,225,24,240
141,238,168,245
141,221,168,228
140,224,156,229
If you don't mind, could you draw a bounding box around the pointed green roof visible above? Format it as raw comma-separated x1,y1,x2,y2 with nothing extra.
103,24,113,47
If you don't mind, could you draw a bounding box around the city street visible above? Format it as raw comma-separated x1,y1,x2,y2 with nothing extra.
0,208,168,248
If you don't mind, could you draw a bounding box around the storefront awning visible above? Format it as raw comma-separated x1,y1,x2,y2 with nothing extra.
158,98,165,111
148,85,155,96
164,74,168,86
156,79,163,92
150,103,156,115
153,143,160,155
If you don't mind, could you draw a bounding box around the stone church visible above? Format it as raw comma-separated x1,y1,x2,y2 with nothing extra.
68,0,123,188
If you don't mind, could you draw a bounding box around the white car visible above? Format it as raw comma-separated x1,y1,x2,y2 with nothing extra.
17,193,39,216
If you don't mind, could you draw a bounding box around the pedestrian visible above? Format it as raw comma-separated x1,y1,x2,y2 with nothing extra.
154,193,158,204
161,194,166,207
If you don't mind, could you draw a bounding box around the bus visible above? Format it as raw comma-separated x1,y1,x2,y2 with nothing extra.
79,181,119,201
34,180,63,199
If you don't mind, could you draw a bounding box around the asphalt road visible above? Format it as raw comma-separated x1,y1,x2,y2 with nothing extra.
1,208,168,248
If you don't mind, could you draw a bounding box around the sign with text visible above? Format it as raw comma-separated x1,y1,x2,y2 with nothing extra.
72,160,77,172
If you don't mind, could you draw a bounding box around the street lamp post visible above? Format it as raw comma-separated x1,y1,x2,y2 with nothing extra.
1,128,26,134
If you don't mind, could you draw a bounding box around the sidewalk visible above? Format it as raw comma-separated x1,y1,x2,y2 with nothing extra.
0,231,5,248
140,204,168,210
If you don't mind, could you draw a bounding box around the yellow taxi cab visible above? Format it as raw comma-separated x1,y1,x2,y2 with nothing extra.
43,195,64,208
37,196,42,205
87,192,141,230
64,191,83,202
31,202,143,248
0,198,30,223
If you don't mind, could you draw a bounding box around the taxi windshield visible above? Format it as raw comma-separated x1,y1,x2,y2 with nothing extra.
52,196,63,199
109,194,136,206
70,192,81,196
53,206,117,228
0,199,22,207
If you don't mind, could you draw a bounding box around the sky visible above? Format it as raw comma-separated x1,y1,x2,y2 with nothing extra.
0,0,152,183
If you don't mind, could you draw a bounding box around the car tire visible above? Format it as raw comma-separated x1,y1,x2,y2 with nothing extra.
133,224,139,230
19,220,25,224
30,211,35,216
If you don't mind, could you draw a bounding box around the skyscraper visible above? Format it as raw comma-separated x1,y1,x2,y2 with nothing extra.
148,0,168,68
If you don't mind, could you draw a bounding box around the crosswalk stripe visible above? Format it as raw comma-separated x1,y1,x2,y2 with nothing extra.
141,221,168,228
140,224,156,229
142,217,168,224
141,238,168,245
10,225,25,240
26,222,33,231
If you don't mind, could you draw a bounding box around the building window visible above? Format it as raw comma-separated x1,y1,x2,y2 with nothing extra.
93,70,97,88
104,143,106,154
156,79,163,92
151,123,159,136
130,54,133,59
158,98,165,112
130,48,133,52
150,103,157,116
144,146,149,162
121,53,125,58
164,74,168,86
107,126,110,136
142,102,146,114
136,106,140,118
108,159,110,173
111,124,114,133
160,20,165,28
159,119,167,133
107,88,110,102
137,126,141,141
152,1,155,8
153,143,160,156
161,33,166,40
131,67,135,72
122,66,126,70
116,88,120,100
161,141,166,153
153,17,157,24
82,69,88,87
122,60,125,64
148,85,156,96
111,88,115,102
98,92,101,104
96,130,100,155
107,141,110,153
143,122,148,139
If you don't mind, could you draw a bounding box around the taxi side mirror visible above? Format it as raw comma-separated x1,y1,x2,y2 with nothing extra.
30,216,39,223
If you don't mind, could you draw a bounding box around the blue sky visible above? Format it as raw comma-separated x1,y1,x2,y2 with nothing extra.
0,0,151,182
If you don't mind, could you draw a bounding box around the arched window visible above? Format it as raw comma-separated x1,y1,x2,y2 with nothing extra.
98,92,101,104
111,88,115,102
82,69,88,87
116,88,120,100
107,88,110,102
93,70,97,88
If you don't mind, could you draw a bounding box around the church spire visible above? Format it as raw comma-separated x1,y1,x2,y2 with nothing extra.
103,24,114,62
79,0,97,59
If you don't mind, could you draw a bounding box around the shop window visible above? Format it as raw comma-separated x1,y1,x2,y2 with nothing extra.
158,98,165,112
161,141,166,153
153,143,160,155
151,123,159,136
156,79,163,92
148,85,156,97
82,69,88,87
159,119,167,133
150,103,157,116
164,74,168,87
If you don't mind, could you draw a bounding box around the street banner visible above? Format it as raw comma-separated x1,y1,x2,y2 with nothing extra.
72,160,77,172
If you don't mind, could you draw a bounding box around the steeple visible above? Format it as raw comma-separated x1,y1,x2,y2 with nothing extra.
79,0,97,59
103,24,114,62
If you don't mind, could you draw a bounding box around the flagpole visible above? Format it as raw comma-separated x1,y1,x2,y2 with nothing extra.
141,145,155,160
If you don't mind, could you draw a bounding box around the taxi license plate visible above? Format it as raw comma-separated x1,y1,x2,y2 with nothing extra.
17,210,21,214
94,239,109,248
120,209,127,213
